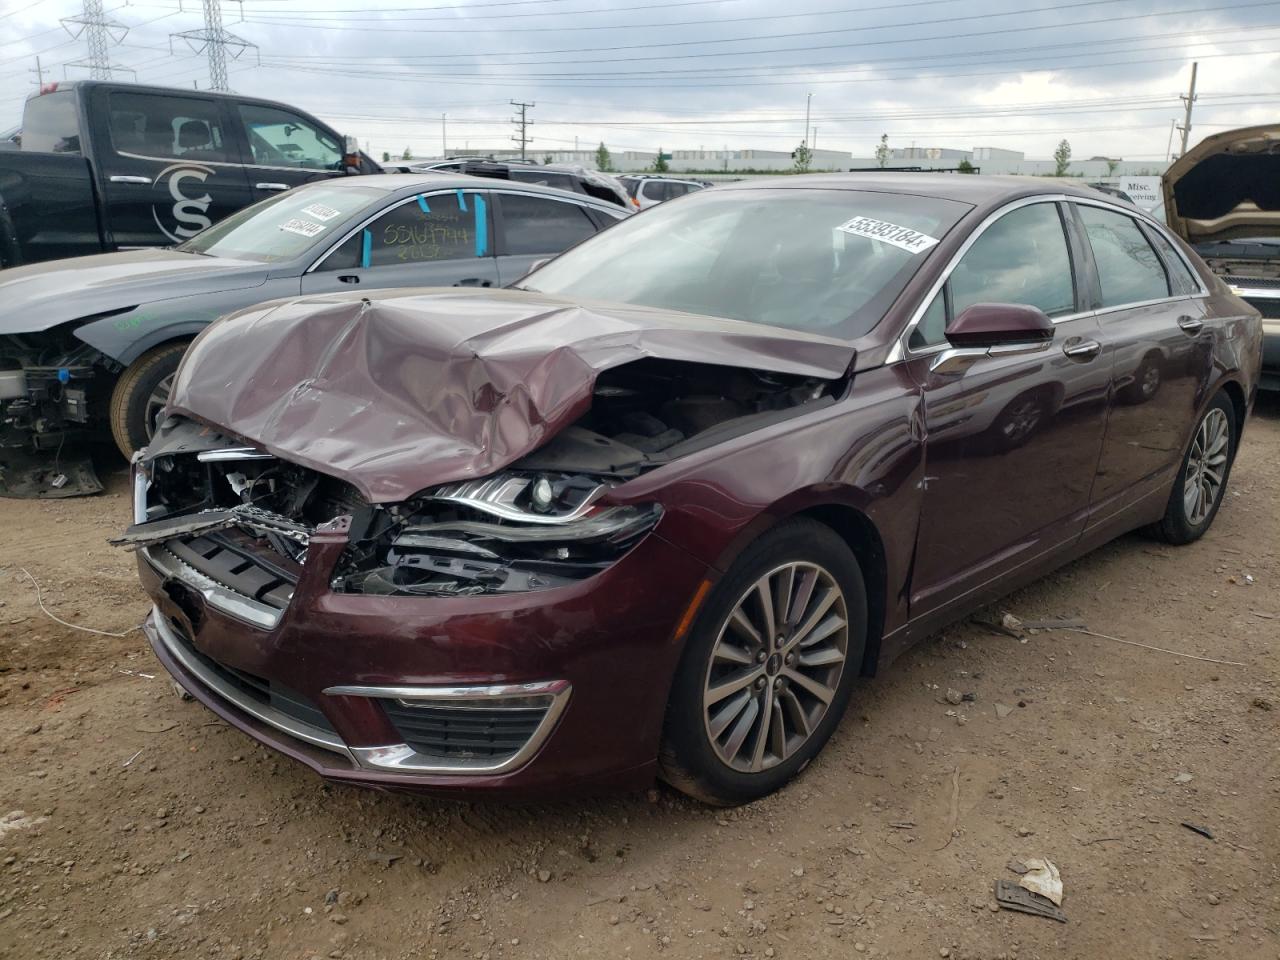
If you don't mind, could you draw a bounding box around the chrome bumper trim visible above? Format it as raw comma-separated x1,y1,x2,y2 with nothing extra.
150,609,353,759
326,680,572,775
142,545,282,630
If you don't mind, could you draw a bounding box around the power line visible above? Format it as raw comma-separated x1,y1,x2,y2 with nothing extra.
510,99,534,159
171,0,258,91
60,0,130,80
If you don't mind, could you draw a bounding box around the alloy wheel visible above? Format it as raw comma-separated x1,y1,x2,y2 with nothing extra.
1183,407,1229,526
144,373,175,441
1001,397,1043,442
1140,363,1161,398
702,562,849,773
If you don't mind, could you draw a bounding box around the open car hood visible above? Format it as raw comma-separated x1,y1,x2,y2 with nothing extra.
1163,124,1280,245
164,288,855,503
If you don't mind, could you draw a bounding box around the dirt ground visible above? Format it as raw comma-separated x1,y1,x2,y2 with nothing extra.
1,399,1276,960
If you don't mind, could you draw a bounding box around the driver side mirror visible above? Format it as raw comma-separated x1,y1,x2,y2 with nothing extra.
932,303,1055,374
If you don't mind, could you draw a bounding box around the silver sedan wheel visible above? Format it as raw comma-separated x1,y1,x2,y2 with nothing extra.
702,562,849,773
144,373,175,441
1183,407,1229,526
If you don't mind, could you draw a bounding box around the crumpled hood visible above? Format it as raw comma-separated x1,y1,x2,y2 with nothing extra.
166,287,855,503
1163,124,1280,245
0,248,268,336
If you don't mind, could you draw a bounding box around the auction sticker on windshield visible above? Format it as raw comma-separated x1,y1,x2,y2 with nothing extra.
280,218,326,238
837,216,939,254
301,203,342,222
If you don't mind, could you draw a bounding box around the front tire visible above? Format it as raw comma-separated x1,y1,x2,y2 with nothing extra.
1150,391,1236,545
659,519,867,805
109,341,189,458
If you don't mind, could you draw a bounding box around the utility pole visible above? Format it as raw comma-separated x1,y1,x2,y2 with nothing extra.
812,126,818,153
803,92,812,147
172,0,257,93
510,100,535,160
61,0,129,79
441,113,447,157
1176,61,1198,158
29,55,43,88
1165,118,1177,162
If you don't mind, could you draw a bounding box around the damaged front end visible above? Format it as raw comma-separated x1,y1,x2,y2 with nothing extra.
1,328,114,497
121,356,838,605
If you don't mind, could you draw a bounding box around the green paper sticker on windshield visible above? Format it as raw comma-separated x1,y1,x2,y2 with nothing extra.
837,216,939,254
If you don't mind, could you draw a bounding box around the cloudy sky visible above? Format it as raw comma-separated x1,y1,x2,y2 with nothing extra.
2,0,1278,162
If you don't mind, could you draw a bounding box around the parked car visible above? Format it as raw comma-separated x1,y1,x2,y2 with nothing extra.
457,161,632,209
620,174,709,209
0,174,628,496
1163,123,1280,390
120,174,1260,804
0,125,19,150
0,80,380,269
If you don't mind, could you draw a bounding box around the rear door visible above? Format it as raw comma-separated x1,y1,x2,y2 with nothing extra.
491,190,609,285
1069,200,1215,521
904,199,1113,617
300,187,498,293
90,87,252,248
232,102,348,204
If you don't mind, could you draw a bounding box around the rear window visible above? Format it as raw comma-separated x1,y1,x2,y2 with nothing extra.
177,183,386,262
22,91,80,154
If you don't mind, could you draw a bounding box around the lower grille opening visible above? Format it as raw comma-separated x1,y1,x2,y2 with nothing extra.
380,699,548,761
167,618,336,735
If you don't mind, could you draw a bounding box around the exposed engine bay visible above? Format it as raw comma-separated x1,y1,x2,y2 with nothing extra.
119,359,837,599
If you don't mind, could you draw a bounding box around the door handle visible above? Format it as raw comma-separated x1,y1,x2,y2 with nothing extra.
1177,315,1204,335
109,175,151,184
452,278,493,287
1062,338,1101,361
337,274,360,284
255,182,290,191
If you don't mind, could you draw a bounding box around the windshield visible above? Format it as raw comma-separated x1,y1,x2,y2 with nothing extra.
177,183,387,262
523,187,970,338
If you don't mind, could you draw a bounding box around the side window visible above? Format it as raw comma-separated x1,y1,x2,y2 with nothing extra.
1145,226,1200,295
499,194,597,256
642,181,666,201
107,93,229,162
950,202,1076,319
238,104,341,170
909,290,949,350
1077,205,1170,306
22,91,80,154
318,192,480,271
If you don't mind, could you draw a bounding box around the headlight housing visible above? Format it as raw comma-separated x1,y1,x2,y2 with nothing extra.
331,471,661,597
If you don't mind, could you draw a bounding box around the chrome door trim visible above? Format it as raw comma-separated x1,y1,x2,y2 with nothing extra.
888,193,1209,364
109,175,151,184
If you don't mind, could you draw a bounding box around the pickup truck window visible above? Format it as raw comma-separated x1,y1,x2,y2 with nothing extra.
108,92,230,163
22,91,80,154
177,182,385,262
239,104,342,171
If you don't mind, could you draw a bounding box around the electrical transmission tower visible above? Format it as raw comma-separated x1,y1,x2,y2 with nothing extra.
172,0,257,92
511,101,535,160
61,0,130,80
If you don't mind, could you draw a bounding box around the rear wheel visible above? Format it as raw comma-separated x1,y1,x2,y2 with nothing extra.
109,341,189,458
1150,392,1236,545
659,519,867,805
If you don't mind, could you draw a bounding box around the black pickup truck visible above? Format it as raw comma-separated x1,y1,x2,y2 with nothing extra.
0,81,379,268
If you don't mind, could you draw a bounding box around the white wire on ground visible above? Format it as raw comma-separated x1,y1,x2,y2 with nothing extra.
18,567,142,638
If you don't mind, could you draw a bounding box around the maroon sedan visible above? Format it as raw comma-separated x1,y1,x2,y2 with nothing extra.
120,175,1262,804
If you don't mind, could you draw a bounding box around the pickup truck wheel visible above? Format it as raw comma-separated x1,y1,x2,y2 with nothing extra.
109,342,189,458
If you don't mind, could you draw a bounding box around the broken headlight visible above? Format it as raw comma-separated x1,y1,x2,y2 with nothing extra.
332,472,662,597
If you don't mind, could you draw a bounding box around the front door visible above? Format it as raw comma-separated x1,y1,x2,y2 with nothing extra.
301,188,498,294
232,102,348,204
90,87,252,249
1068,202,1217,521
903,200,1113,617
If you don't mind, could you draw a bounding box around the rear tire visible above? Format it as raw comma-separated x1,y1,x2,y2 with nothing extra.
109,341,189,458
659,519,867,806
1149,391,1236,545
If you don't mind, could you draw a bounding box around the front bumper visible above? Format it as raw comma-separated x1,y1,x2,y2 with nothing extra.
140,521,711,798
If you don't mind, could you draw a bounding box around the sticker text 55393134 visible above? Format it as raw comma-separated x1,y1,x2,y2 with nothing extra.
837,216,939,254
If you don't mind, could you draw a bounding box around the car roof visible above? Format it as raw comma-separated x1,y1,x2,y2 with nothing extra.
326,172,627,211
716,172,1109,206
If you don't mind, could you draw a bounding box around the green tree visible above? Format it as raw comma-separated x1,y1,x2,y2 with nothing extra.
543,154,554,165
875,133,889,168
1053,139,1072,177
381,151,390,162
595,141,613,172
957,158,976,174
1105,157,1120,176
401,146,413,161
792,141,813,173
653,147,670,173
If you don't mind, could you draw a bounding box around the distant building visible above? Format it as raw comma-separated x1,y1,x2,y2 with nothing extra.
890,146,972,161
972,146,1025,162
